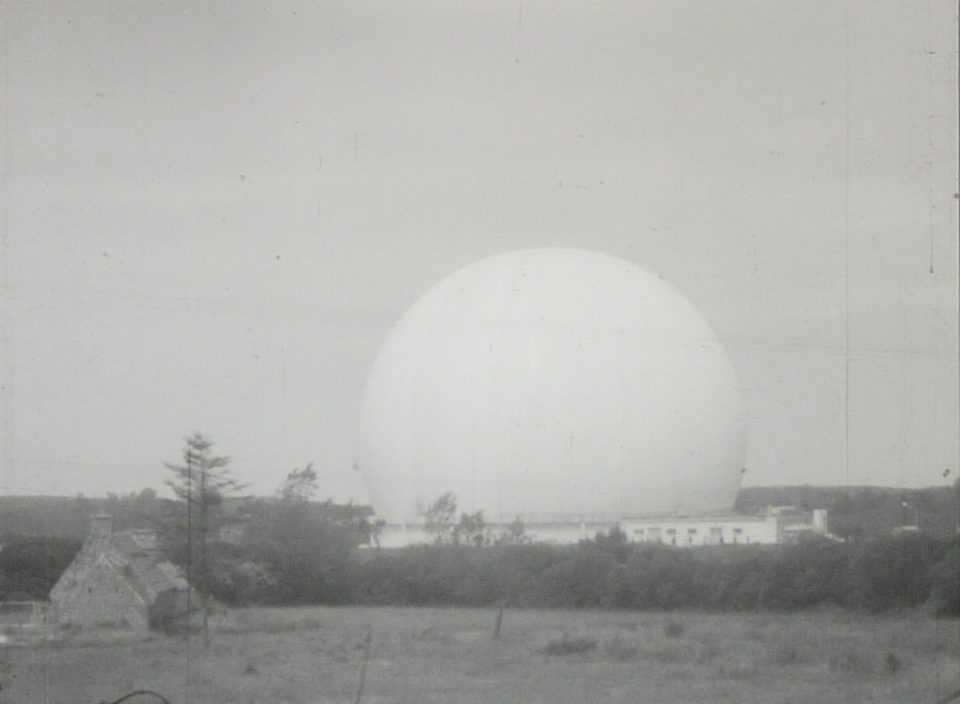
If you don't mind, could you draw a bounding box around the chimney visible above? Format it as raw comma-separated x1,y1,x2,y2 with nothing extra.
89,514,113,542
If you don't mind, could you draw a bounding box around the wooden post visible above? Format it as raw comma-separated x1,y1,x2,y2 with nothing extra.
199,464,209,649
354,629,373,704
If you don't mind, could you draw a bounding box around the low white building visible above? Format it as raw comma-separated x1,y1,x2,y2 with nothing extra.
373,513,621,548
620,513,778,546
369,507,829,548
621,507,829,547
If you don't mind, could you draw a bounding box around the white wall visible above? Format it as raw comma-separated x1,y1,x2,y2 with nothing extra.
370,514,796,548
370,520,621,548
621,516,780,546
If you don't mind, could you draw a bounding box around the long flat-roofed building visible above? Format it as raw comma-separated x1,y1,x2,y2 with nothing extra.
621,507,829,547
369,507,829,548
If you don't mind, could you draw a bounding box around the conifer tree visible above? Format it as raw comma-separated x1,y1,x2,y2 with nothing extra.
164,433,247,647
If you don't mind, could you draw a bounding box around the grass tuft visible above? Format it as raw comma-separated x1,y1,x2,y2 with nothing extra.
663,618,685,638
829,647,874,675
542,633,598,656
769,641,805,666
3,606,954,704
602,636,639,661
722,663,761,680
695,642,720,664
645,644,683,663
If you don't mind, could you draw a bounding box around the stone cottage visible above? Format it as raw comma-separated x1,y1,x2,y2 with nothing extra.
49,514,196,632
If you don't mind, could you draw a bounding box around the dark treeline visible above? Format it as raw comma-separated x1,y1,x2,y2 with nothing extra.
159,496,370,607
0,535,82,601
0,490,167,538
2,482,958,617
1,527,957,617
736,485,960,539
346,533,959,617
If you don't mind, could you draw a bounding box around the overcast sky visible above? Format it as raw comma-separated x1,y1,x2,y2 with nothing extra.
1,1,957,502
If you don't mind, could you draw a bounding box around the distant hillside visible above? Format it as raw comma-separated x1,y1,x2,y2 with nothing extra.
0,492,165,538
0,491,372,539
736,484,960,539
1,485,956,540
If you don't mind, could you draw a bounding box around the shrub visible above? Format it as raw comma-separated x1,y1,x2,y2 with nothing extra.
607,547,697,610
884,652,903,675
132,521,960,613
762,540,849,609
844,534,947,611
537,549,619,608
926,541,960,617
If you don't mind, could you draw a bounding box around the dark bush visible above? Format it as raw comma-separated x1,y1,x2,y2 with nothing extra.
541,634,598,655
844,534,947,611
0,534,82,600
343,534,958,613
761,539,849,609
537,548,620,608
926,540,959,617
114,519,960,614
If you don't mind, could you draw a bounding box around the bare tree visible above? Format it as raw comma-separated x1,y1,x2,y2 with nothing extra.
423,493,491,546
423,492,458,545
454,510,488,546
278,462,318,502
495,517,531,546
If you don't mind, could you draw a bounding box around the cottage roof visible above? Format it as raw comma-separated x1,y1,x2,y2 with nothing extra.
109,530,190,602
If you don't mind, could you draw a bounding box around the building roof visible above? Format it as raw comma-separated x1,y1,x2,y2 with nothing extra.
621,513,771,524
51,524,192,608
109,530,190,602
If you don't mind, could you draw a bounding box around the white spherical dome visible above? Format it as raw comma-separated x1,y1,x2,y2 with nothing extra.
358,249,743,524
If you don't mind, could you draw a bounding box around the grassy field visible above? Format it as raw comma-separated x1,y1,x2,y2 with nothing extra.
2,606,958,704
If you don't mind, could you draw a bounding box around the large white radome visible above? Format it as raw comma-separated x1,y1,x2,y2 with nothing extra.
358,249,744,524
